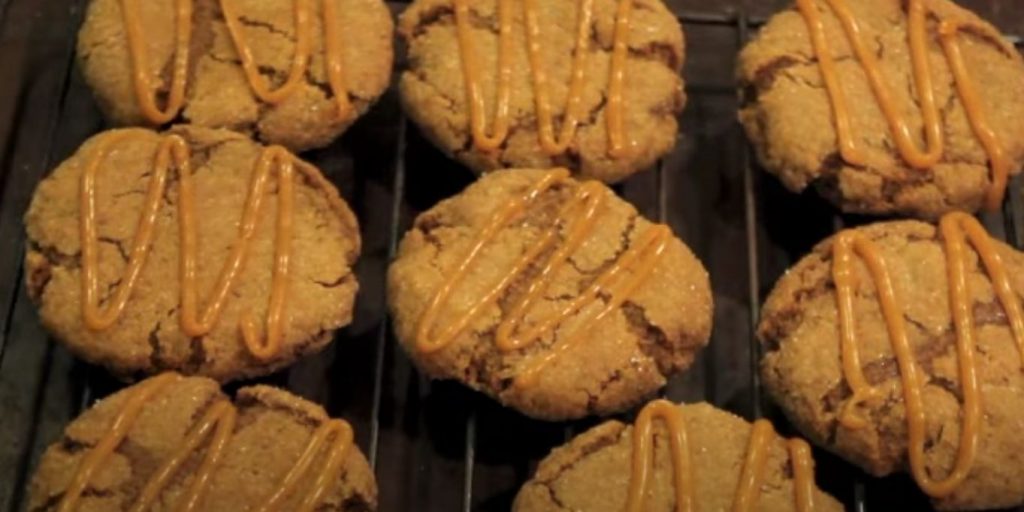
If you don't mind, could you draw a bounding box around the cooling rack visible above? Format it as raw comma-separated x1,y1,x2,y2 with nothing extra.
0,1,1021,511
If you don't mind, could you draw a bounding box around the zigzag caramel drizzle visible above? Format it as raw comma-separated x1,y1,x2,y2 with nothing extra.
625,400,816,512
81,131,353,360
796,0,1017,210
453,0,638,158
119,0,352,124
832,212,1024,497
415,168,670,387
56,373,354,512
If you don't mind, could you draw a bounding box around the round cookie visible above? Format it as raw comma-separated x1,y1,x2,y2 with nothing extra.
758,218,1024,509
77,0,393,152
398,0,686,184
387,168,712,420
738,0,1024,219
514,400,844,511
24,126,361,382
28,373,377,511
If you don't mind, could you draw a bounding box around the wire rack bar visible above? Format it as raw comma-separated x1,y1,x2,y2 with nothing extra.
674,9,766,27
462,412,477,512
369,117,408,468
733,8,765,424
1,3,85,509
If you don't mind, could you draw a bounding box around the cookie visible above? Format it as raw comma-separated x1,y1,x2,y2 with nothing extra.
398,0,685,184
758,214,1024,509
77,0,393,152
27,372,377,511
24,126,361,382
738,0,1024,219
513,400,843,511
387,168,712,420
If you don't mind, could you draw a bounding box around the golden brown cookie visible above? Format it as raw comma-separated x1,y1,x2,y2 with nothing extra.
514,400,843,511
398,0,686,183
28,373,377,511
738,0,1024,219
77,0,393,152
758,216,1024,509
24,126,361,382
387,168,712,420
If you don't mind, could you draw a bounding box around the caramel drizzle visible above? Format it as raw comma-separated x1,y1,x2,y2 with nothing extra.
832,212,1024,497
796,0,1015,210
56,373,354,512
57,373,181,512
81,131,352,360
625,400,816,512
254,419,354,512
119,0,352,125
731,420,774,512
415,169,669,387
453,0,636,158
787,438,816,512
131,400,236,512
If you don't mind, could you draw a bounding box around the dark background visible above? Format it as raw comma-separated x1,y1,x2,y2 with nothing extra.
0,1,1021,511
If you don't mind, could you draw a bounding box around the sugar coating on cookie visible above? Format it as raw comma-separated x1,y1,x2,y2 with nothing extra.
739,0,1024,219
28,373,377,511
387,168,712,420
513,401,844,511
759,218,1024,510
24,126,361,382
398,0,686,183
77,0,394,152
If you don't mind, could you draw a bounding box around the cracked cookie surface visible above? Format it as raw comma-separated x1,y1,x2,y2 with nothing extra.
386,169,712,420
24,126,361,382
398,0,686,183
738,0,1024,219
77,0,393,152
758,220,1024,510
513,401,843,511
28,374,377,511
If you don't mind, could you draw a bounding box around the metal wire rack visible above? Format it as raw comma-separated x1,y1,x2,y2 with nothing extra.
0,2,1022,511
